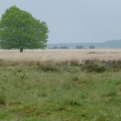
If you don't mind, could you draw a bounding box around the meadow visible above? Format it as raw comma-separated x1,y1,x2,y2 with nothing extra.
0,49,121,61
0,49,121,121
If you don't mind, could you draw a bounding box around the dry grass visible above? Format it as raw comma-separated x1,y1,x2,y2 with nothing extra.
0,49,121,62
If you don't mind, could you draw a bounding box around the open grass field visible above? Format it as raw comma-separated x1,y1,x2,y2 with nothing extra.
0,49,121,121
0,49,121,61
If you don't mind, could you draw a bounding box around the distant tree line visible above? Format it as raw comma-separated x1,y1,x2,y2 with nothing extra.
50,45,95,49
51,46,69,49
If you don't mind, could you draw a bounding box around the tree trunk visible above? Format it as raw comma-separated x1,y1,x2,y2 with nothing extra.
20,48,23,52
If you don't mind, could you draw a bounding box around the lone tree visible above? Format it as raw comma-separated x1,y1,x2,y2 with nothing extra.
0,6,49,52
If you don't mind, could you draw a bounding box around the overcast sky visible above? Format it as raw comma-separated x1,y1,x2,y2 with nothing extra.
0,0,121,44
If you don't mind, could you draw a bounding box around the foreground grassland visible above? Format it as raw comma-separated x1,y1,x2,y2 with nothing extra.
0,59,121,121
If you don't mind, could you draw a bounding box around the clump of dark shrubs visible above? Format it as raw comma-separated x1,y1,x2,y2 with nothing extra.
81,60,121,73
0,59,121,73
36,60,59,72
104,60,121,71
81,60,106,73
35,59,121,73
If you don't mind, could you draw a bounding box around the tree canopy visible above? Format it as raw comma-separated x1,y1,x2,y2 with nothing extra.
0,6,49,52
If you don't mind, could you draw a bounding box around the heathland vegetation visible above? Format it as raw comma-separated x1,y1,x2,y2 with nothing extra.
0,49,121,120
0,5,121,121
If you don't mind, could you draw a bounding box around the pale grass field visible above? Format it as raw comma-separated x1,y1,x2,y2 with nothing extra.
0,49,121,62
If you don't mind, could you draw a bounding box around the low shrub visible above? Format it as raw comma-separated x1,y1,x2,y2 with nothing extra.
36,60,59,72
81,59,121,72
81,60,106,73
103,60,121,71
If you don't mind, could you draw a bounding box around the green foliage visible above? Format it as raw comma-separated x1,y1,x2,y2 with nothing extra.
0,6,49,51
